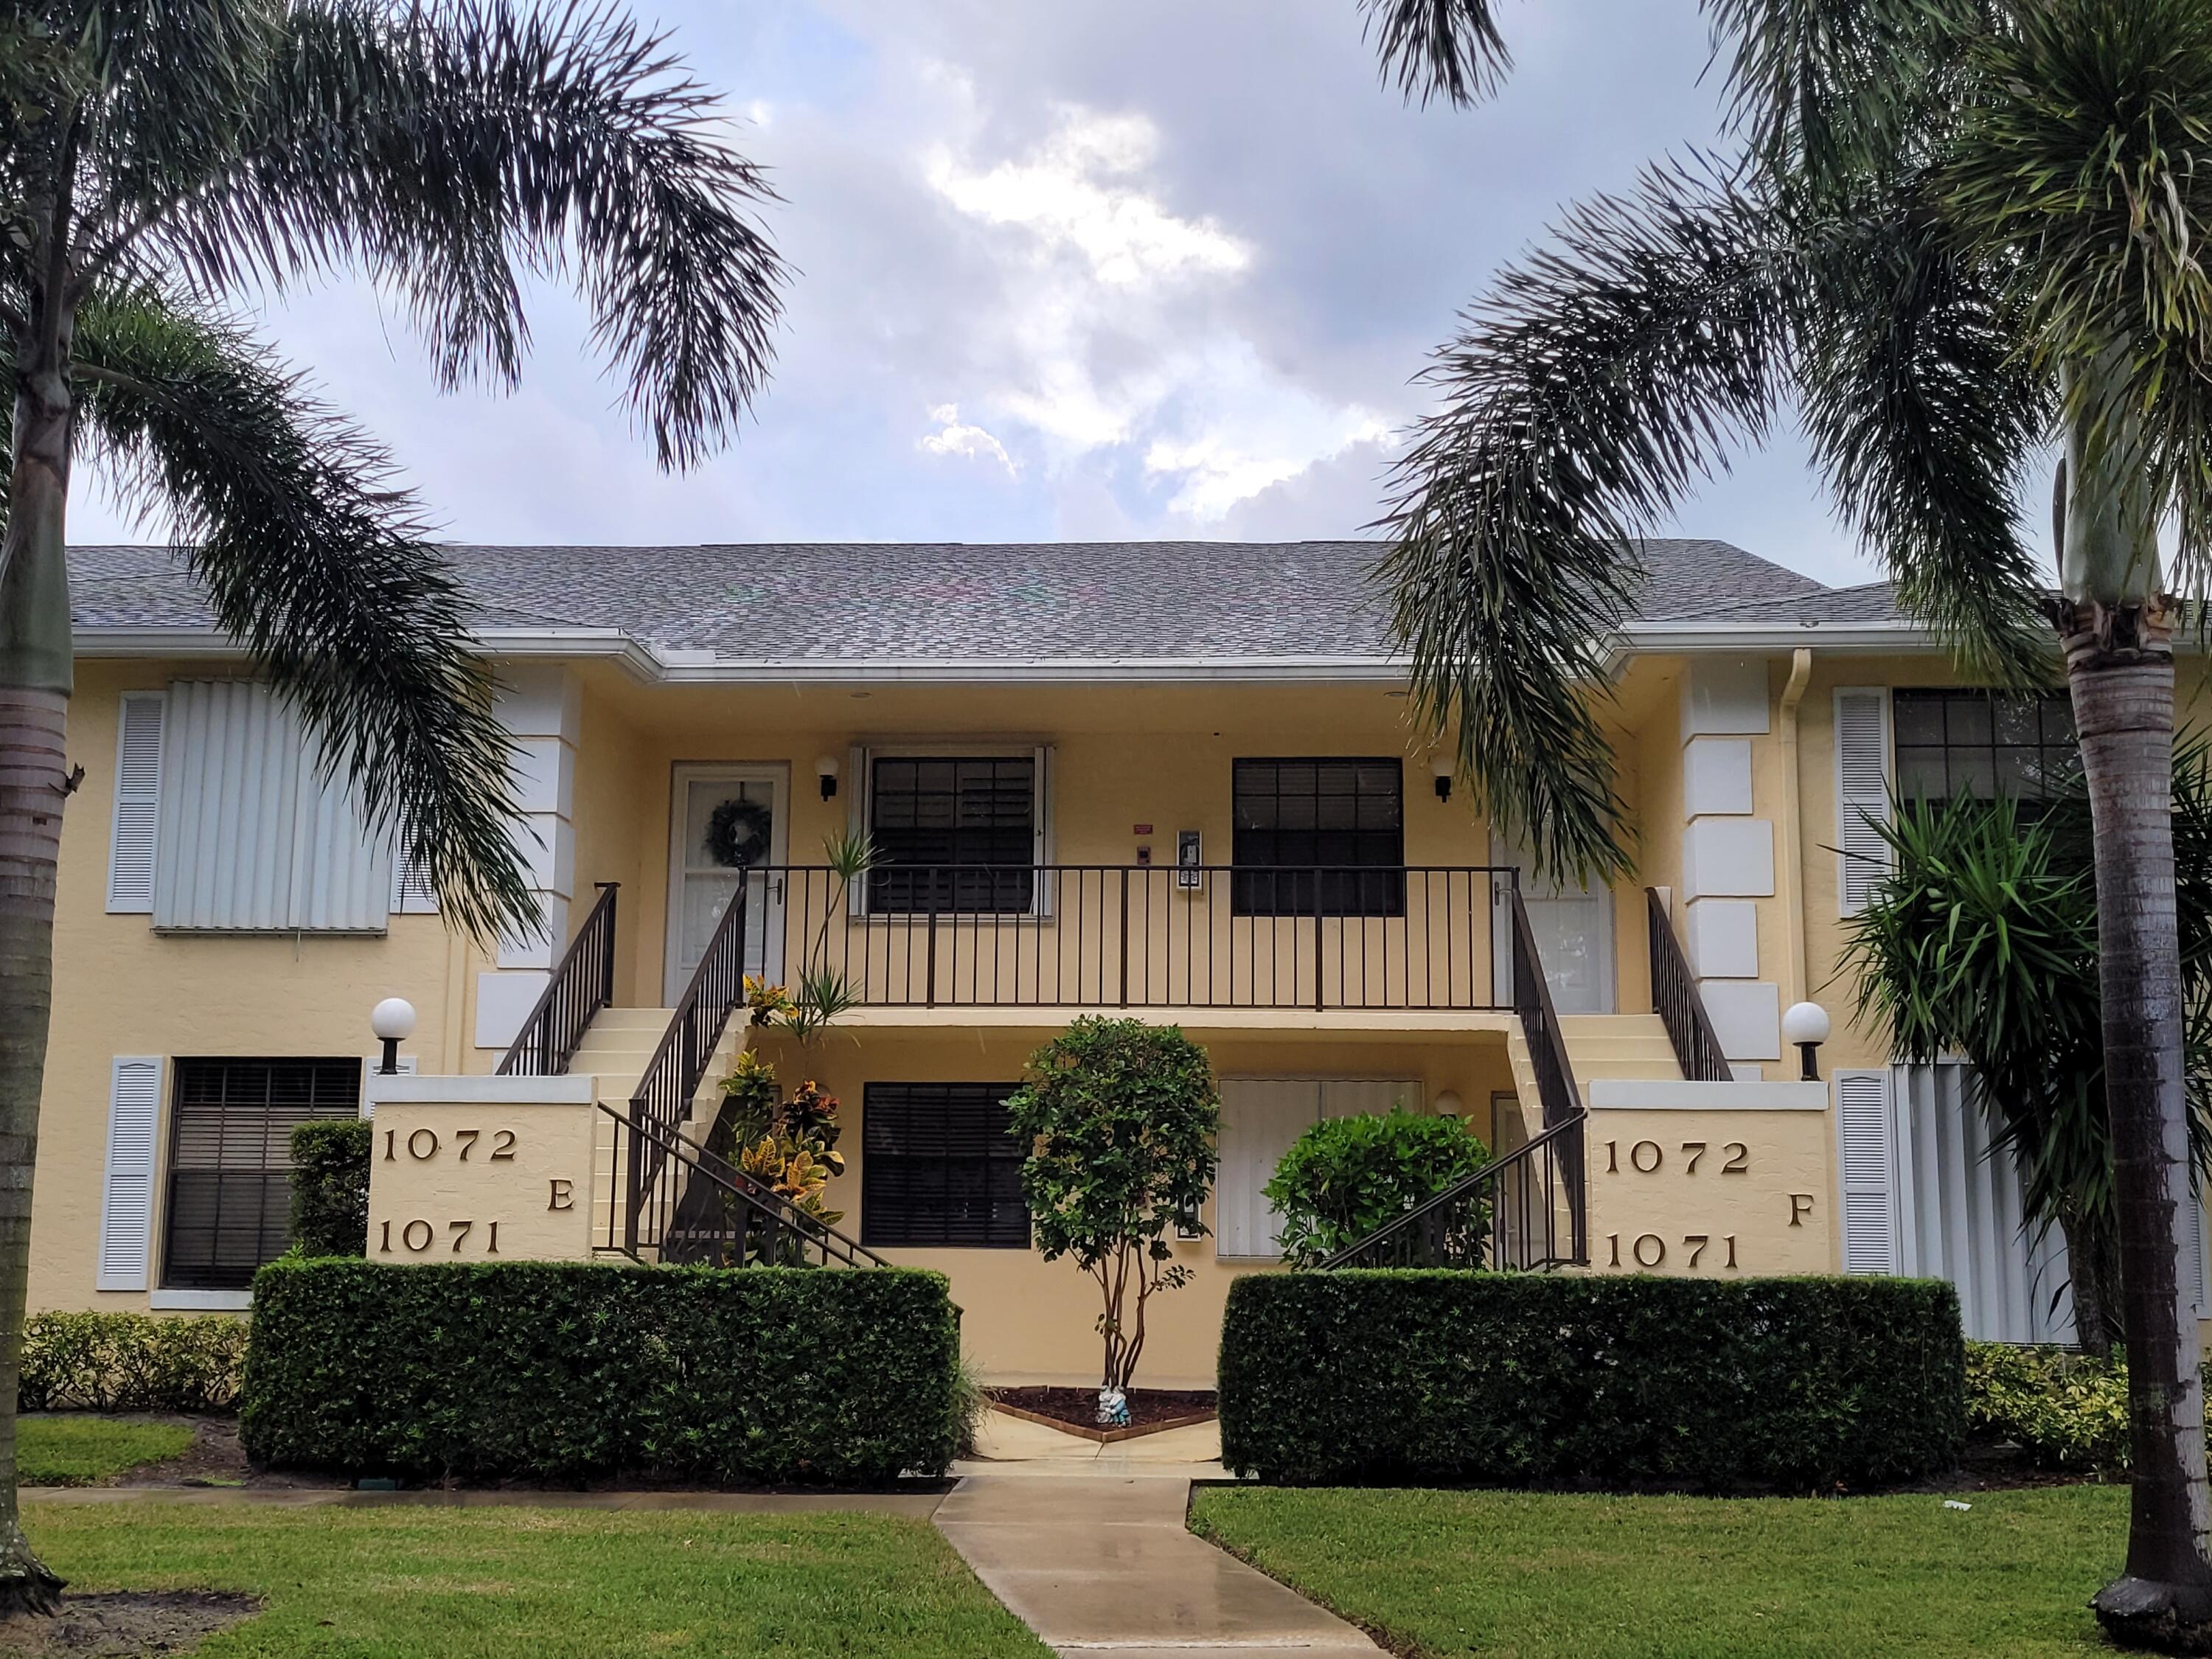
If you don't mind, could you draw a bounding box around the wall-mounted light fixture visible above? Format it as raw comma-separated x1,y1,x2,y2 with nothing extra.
1433,1088,1464,1119
1783,1001,1832,1082
815,755,840,801
370,997,417,1076
1432,754,1454,804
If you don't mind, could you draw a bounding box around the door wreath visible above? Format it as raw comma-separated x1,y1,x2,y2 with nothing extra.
705,796,773,869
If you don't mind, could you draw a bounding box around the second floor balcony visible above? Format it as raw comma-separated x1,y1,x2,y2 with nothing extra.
688,863,1521,1013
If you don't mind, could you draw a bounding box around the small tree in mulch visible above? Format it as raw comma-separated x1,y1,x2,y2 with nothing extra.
1005,1018,1218,1402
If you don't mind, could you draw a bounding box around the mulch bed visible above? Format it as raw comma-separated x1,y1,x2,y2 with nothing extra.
0,1593,258,1655
989,1387,1217,1443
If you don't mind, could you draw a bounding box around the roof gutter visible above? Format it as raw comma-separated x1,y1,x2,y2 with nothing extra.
72,617,1961,685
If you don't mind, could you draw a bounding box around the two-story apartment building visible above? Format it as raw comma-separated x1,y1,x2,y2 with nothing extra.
41,539,2204,1385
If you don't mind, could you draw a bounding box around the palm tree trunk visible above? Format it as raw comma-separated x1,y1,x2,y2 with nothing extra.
0,335,76,1615
2058,1201,2123,1363
2071,605,2212,1646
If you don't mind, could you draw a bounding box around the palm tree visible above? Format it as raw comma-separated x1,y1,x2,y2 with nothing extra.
1357,0,2212,1641
0,0,782,1612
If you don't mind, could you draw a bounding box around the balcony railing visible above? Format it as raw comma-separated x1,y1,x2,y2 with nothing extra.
718,863,1517,1012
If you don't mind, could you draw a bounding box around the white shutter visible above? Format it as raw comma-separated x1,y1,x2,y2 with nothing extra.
2188,1183,2208,1321
1836,1067,1901,1274
105,694,166,913
96,1058,161,1291
1834,689,1893,915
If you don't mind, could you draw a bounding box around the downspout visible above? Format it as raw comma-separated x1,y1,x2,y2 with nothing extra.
1776,648,1813,1006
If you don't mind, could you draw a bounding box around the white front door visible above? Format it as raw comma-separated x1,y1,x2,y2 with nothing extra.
665,765,788,1006
1492,838,1614,1014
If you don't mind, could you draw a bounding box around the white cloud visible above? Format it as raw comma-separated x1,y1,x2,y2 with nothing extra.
927,107,1248,286
923,100,1397,522
919,402,1017,473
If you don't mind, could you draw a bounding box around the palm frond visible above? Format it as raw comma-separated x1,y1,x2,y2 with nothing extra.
1792,181,2053,684
1377,160,1790,880
131,0,784,468
1704,0,1987,194
1358,0,1512,108
66,287,535,943
1938,0,2212,595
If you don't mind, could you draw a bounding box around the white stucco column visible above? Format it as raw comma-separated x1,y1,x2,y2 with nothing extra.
1680,658,1781,1074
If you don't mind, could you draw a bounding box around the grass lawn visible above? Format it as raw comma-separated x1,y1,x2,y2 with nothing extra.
18,1416,192,1486
1190,1484,2126,1658
22,1499,1050,1658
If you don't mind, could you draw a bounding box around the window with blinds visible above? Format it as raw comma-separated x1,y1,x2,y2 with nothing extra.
1231,758,1405,917
161,1058,360,1290
865,756,1039,914
860,1082,1030,1248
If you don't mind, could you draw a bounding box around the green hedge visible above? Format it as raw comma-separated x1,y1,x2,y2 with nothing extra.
241,1259,963,1486
289,1120,371,1258
1964,1340,2130,1470
1219,1273,1965,1489
19,1312,248,1413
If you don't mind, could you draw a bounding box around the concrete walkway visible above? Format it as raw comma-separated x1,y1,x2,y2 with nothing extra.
936,1411,1382,1658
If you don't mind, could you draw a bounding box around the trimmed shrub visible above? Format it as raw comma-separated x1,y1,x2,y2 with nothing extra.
19,1312,248,1413
289,1119,372,1257
1265,1108,1490,1267
241,1259,962,1486
1219,1272,1964,1489
1964,1340,2129,1471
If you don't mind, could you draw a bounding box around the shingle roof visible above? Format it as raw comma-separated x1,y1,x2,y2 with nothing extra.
66,538,1899,660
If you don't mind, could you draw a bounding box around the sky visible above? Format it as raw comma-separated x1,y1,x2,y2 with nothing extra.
72,0,1883,590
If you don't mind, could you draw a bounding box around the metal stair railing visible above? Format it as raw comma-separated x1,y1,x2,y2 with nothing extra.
1315,1112,1588,1270
625,880,752,1251
1645,887,1732,1082
496,882,619,1076
599,1104,888,1269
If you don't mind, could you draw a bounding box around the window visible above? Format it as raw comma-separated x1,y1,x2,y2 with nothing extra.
860,1083,1030,1248
866,756,1038,914
1231,759,1405,916
1893,689,2078,810
161,1058,359,1290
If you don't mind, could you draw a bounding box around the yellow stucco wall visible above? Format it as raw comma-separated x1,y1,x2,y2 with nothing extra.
49,640,2206,1360
40,662,463,1312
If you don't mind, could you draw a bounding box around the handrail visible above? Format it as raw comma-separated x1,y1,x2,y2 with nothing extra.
1644,888,1732,1082
625,879,752,1248
1509,886,1584,1131
599,1103,890,1270
1315,1111,1588,1270
495,882,619,1077
1508,884,1587,1262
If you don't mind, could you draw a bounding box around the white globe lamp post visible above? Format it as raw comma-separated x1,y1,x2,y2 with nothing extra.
370,997,417,1076
1782,1001,1832,1082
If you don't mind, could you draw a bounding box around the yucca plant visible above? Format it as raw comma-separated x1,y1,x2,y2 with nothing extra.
0,0,782,1611
1357,1,2212,1635
1843,762,2212,1362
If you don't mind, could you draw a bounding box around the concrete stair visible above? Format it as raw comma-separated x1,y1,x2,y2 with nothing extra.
1506,1012,1683,1111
